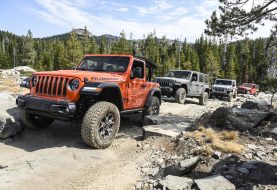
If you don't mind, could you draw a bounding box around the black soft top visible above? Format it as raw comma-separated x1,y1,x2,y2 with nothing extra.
134,56,157,68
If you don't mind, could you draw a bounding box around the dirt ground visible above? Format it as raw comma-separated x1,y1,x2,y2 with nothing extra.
0,78,275,190
0,82,225,190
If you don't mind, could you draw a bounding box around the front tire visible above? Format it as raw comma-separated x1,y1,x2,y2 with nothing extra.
199,92,208,105
227,92,233,102
175,88,186,104
19,109,54,130
81,102,120,149
233,91,237,98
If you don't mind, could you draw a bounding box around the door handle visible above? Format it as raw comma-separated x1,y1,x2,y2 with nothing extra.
141,84,147,88
196,84,199,86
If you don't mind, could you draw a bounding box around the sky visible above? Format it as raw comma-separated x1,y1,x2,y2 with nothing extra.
0,0,275,42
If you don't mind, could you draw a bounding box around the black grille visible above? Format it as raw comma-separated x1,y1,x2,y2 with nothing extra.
155,78,175,87
34,75,69,97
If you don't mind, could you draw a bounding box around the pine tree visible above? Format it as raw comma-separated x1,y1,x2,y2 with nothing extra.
22,30,35,67
226,44,237,79
240,39,251,82
66,31,83,67
204,48,221,80
53,40,66,70
99,36,107,54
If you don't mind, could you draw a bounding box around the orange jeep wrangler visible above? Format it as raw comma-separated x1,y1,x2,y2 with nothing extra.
17,54,161,149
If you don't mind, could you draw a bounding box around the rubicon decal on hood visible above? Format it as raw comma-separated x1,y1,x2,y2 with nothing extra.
91,77,124,81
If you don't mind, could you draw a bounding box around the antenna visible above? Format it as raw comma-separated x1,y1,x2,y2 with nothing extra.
178,35,182,70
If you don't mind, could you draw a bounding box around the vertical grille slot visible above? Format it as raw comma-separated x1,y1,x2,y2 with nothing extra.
57,78,64,96
62,78,69,97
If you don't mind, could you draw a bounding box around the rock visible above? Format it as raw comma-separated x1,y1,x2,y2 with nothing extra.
237,167,250,175
212,151,222,159
243,153,253,159
247,144,258,150
178,156,200,173
157,156,199,178
209,107,270,131
225,175,233,180
241,99,272,110
269,127,277,136
157,175,193,190
0,114,25,139
228,157,236,162
194,175,235,190
255,151,265,157
0,93,25,139
143,115,188,126
143,122,192,139
145,167,159,177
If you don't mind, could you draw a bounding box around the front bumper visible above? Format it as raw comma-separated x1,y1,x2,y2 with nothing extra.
16,95,76,117
212,91,229,96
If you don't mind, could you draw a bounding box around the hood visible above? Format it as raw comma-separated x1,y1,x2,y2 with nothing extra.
34,70,126,82
212,84,232,89
238,86,251,90
155,77,190,84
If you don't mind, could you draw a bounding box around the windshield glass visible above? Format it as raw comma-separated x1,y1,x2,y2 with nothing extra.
77,56,130,72
242,83,252,88
215,80,232,86
165,71,191,79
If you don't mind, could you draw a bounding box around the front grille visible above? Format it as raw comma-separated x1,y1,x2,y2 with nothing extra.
34,75,69,97
155,78,174,87
213,87,225,92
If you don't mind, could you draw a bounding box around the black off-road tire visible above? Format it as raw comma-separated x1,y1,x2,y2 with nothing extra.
19,109,54,130
199,92,208,105
81,101,120,149
227,92,233,102
233,91,237,98
143,96,160,117
175,88,186,104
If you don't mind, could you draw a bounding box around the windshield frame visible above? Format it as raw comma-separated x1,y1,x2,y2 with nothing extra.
76,55,131,73
165,71,192,79
214,79,233,86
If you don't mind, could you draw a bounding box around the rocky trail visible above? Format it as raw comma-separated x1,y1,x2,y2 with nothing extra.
0,76,276,190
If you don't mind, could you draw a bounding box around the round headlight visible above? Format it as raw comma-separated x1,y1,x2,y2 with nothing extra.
70,79,80,91
32,76,37,86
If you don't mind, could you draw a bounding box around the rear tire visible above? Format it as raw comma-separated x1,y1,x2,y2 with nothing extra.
199,92,208,105
227,92,233,102
19,109,54,130
81,102,120,149
175,88,186,104
143,96,160,117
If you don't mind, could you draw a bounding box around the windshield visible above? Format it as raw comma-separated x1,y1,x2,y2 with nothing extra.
215,80,232,86
165,71,191,79
77,56,130,72
242,83,252,88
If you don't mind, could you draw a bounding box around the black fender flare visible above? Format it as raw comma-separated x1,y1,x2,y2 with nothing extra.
201,87,210,95
145,88,161,107
80,82,124,110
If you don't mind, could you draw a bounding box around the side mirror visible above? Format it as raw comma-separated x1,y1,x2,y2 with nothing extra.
20,78,31,89
233,84,236,87
191,76,197,82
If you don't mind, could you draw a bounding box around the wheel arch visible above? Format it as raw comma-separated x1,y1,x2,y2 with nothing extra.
80,82,124,111
145,88,161,107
